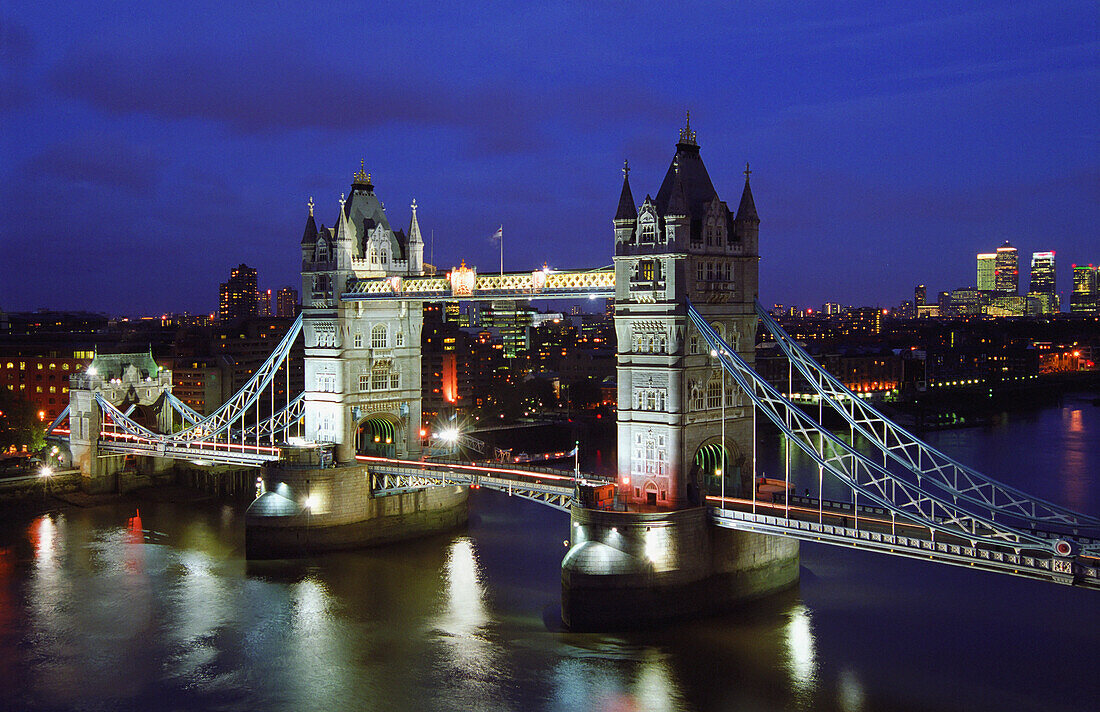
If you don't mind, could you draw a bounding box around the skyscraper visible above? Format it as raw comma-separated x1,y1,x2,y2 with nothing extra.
276,286,299,317
1028,251,1058,314
1071,264,1098,315
914,284,926,306
218,264,259,321
977,253,996,291
994,241,1018,294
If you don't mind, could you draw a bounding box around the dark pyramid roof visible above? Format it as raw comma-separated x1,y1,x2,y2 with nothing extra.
736,175,759,223
665,163,689,217
300,210,318,245
615,168,636,221
654,141,718,220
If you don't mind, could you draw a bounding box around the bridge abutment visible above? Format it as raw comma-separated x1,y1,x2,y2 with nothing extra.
561,505,798,629
245,446,467,558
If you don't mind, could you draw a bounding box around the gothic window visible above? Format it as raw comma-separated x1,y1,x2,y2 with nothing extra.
316,240,329,261
657,334,667,353
689,333,699,354
706,263,714,281
697,262,704,281
380,247,388,263
390,370,400,389
359,374,369,392
372,362,388,390
371,324,387,349
639,215,656,244
640,260,655,281
691,384,704,411
707,379,722,409
395,332,405,347
354,332,362,348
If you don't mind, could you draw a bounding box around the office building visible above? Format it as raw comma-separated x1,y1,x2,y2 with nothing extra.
977,253,996,291
218,264,259,322
994,242,1018,294
1028,251,1058,314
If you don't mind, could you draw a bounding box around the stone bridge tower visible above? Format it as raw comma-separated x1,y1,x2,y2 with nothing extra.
300,165,427,464
613,116,760,509
67,351,174,493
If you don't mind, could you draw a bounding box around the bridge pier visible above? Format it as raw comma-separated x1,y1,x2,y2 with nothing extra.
561,505,799,630
245,445,467,558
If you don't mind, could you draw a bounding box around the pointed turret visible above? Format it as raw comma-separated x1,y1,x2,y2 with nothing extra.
407,199,425,273
333,194,355,272
300,197,318,245
735,163,759,224
615,160,637,221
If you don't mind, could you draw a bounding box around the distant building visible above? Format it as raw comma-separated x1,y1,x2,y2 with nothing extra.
1071,264,1098,315
218,264,259,322
914,285,926,306
822,302,843,316
275,286,298,317
1027,251,1058,314
977,253,996,291
994,242,1018,294
257,289,273,317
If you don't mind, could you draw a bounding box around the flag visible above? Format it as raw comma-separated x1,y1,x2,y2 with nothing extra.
488,226,502,243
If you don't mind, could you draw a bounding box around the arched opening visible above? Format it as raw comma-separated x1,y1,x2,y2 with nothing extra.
643,481,658,507
694,439,745,498
357,415,399,457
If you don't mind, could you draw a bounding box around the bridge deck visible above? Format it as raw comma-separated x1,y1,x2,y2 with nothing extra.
708,495,1100,589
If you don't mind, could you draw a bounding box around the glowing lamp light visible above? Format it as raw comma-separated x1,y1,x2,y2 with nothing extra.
304,495,318,510
40,466,52,478
439,427,459,443
449,261,476,296
710,349,718,357
38,410,46,421
622,475,630,485
87,366,97,376
531,268,548,290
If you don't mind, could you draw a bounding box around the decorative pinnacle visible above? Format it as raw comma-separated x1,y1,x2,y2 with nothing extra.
353,159,371,185
411,198,417,213
339,192,345,207
308,196,314,217
673,157,680,175
678,110,697,145
622,159,630,179
744,162,751,182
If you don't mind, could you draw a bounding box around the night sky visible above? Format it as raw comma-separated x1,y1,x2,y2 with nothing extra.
1,2,1096,316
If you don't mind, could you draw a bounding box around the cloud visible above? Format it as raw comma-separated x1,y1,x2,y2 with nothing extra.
47,45,539,141
30,136,161,193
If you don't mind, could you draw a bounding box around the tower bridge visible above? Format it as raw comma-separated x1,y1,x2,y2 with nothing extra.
47,119,1100,628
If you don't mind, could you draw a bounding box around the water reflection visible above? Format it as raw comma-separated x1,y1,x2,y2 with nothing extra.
785,603,818,700
837,667,865,712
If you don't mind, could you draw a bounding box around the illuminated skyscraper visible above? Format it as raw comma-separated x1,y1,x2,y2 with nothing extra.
275,286,298,317
977,253,996,291
914,284,926,306
994,241,1018,294
1071,264,1098,315
218,264,259,321
1028,251,1058,314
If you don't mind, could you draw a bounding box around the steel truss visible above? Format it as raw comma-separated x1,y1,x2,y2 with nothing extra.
365,461,577,512
755,302,1100,536
91,314,302,447
687,300,1060,554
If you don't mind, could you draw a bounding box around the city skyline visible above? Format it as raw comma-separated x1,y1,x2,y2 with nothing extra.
1,2,1097,315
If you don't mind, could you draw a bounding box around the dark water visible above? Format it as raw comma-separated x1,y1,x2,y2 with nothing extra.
1,395,1098,711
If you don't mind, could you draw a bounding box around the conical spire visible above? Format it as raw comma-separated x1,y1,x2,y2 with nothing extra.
615,160,636,221
735,162,759,223
334,193,352,241
300,196,318,245
408,199,423,244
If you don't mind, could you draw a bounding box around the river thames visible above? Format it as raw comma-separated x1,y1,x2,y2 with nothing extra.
0,394,1097,711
